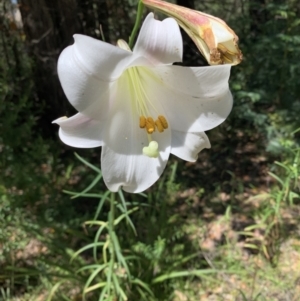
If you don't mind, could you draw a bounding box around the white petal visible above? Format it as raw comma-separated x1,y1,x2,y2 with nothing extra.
143,65,233,132
72,34,133,80
151,65,200,95
191,65,232,97
210,19,234,44
58,45,115,119
171,131,211,162
134,13,183,65
101,74,171,193
53,113,103,148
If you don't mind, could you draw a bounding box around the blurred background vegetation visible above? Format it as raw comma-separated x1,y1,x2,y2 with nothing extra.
0,0,300,300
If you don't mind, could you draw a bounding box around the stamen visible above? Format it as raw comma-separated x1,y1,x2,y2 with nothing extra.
146,117,155,134
222,53,233,63
140,115,168,135
158,115,168,129
139,116,146,128
125,66,168,158
218,43,236,55
155,119,164,133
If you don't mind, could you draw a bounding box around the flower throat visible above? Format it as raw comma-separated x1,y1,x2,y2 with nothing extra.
125,66,168,158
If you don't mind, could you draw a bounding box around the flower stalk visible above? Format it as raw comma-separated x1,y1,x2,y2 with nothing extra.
129,1,145,48
107,191,116,299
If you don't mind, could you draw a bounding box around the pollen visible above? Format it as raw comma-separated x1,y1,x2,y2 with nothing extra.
155,119,164,133
146,117,155,134
139,116,146,128
140,115,168,135
158,115,168,129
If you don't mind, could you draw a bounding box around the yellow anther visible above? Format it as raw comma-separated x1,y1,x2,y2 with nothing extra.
139,116,146,128
158,115,168,129
218,44,236,56
139,115,167,135
222,53,233,63
147,117,155,126
146,117,155,134
155,119,164,133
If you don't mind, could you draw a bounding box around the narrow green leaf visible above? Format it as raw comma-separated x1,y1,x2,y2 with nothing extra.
131,278,154,296
83,266,106,295
84,281,107,293
94,190,111,220
70,173,102,199
71,242,105,262
46,280,66,301
268,172,285,187
111,232,130,276
112,273,128,300
74,152,102,173
152,269,216,283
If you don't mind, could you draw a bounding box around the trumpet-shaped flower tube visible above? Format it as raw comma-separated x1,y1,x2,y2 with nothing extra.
142,0,242,65
53,13,233,193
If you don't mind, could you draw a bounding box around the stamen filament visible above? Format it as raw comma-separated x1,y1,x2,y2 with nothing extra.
124,66,169,158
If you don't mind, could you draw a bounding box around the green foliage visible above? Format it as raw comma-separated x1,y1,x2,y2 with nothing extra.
1,0,300,300
59,155,215,301
227,1,300,154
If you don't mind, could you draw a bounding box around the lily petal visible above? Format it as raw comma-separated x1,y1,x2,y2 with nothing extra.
142,65,233,132
134,13,183,65
53,113,103,148
71,34,134,80
151,65,200,95
171,131,211,162
101,74,171,193
191,64,231,97
58,45,115,119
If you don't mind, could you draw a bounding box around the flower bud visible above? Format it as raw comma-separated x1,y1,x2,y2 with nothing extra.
142,0,242,65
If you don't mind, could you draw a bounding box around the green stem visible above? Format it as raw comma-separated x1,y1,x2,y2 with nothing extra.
109,191,115,253
108,192,116,297
129,1,145,49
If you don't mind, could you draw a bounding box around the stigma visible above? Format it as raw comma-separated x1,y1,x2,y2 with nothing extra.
143,141,159,158
139,115,168,159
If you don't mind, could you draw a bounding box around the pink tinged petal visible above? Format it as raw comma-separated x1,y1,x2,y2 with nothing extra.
171,131,211,162
134,13,183,65
101,74,171,193
52,113,103,148
142,65,233,133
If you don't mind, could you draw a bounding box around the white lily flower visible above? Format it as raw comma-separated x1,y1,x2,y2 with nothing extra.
53,13,233,193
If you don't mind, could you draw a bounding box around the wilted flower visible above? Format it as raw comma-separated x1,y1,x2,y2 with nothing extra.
142,0,242,65
53,13,233,193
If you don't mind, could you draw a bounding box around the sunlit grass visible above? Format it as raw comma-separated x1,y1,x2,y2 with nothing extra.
1,146,299,300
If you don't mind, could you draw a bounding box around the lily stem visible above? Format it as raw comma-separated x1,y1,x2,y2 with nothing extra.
129,1,144,49
108,191,116,297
